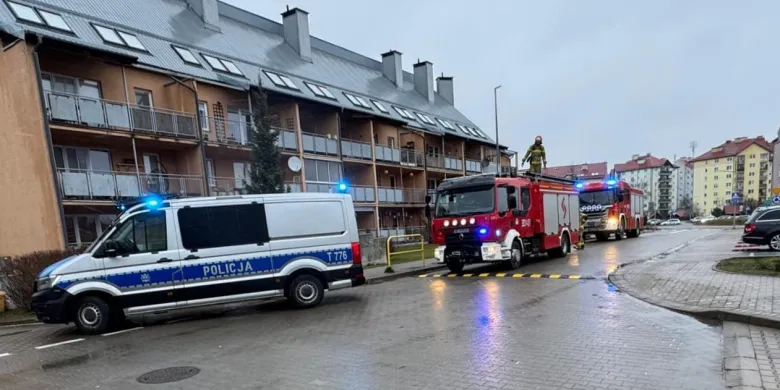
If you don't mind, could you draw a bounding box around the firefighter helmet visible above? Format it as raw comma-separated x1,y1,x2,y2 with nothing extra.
535,135,542,143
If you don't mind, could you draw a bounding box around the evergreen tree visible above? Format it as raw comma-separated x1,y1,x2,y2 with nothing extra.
246,80,284,194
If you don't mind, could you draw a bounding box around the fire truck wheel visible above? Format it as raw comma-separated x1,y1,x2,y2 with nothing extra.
548,233,570,258
614,220,625,241
507,240,523,270
446,261,464,273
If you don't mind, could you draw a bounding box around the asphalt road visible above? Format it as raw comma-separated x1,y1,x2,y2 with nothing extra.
0,226,729,390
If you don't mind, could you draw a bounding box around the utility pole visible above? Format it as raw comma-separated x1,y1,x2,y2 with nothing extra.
494,85,502,174
690,141,697,158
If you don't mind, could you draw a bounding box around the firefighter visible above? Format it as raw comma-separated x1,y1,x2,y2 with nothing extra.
576,212,587,249
522,135,547,174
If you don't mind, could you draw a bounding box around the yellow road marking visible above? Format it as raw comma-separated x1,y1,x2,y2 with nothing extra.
495,273,506,277
447,274,457,278
549,274,561,279
432,274,441,278
418,274,428,278
463,273,473,277
569,275,580,279
479,273,490,277
512,273,525,278
530,274,542,278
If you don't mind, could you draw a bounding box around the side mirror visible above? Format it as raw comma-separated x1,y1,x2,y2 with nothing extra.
103,240,118,257
425,204,432,220
508,194,518,210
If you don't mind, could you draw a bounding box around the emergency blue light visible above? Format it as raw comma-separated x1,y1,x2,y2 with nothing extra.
575,182,584,190
478,227,488,235
336,181,349,193
143,194,163,209
606,179,617,186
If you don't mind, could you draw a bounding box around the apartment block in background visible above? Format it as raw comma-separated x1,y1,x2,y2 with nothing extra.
543,162,608,182
672,157,694,215
691,136,772,214
0,0,514,255
614,154,676,217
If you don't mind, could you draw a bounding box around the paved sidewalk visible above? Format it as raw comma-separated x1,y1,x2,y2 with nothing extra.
610,229,780,328
363,258,443,283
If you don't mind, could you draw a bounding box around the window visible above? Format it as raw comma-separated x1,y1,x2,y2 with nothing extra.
201,54,243,76
116,31,146,51
519,187,531,216
37,10,71,32
54,146,111,172
471,127,488,139
110,211,167,254
177,204,269,250
436,118,455,130
749,189,755,194
197,101,209,132
497,186,509,213
264,71,298,90
135,89,152,107
415,112,436,125
456,124,473,136
304,159,342,183
393,106,414,120
7,2,42,24
92,24,146,51
759,210,780,221
372,100,389,113
714,175,718,180
173,46,200,65
344,93,371,109
750,163,756,168
304,82,335,99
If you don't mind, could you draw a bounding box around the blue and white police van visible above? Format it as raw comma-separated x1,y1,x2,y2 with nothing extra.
31,193,365,334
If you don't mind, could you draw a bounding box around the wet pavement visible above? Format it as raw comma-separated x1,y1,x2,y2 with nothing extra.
0,226,728,389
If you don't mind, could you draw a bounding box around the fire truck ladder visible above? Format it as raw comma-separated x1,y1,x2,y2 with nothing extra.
519,171,576,185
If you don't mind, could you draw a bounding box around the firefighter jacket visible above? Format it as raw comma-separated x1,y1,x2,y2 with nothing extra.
523,144,546,166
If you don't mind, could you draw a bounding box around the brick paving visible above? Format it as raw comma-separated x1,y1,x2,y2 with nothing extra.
610,229,780,326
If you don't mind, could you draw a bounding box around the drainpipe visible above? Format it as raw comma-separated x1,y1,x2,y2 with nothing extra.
31,35,67,247
169,76,209,196
121,66,141,183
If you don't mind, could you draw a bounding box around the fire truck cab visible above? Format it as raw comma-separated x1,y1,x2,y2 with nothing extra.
426,172,581,273
576,179,645,241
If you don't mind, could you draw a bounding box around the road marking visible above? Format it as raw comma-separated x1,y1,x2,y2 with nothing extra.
101,327,143,337
0,353,11,359
418,273,593,280
35,338,85,350
667,230,689,235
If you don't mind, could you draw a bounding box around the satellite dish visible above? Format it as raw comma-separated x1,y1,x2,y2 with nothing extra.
288,156,302,172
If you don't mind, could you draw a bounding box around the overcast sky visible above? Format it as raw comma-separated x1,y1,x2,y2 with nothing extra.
225,0,780,167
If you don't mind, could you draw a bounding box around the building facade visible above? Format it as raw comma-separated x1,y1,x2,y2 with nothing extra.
614,154,676,217
692,137,772,214
672,157,694,214
0,0,513,256
543,162,608,182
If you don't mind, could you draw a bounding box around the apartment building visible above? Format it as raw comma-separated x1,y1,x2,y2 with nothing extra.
0,0,513,255
543,162,608,182
692,136,772,214
614,154,676,217
672,157,694,213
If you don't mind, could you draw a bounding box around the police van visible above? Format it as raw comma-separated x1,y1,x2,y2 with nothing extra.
31,193,365,334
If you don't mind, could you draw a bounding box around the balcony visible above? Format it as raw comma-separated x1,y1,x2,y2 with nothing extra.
374,145,400,164
305,182,375,202
426,155,463,171
501,166,518,176
45,91,198,139
301,132,339,156
377,187,427,204
400,149,425,168
341,139,373,160
466,159,482,173
58,169,203,200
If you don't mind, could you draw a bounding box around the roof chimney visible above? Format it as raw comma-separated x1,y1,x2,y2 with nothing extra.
437,74,454,105
281,7,311,61
413,60,434,103
187,0,220,32
381,50,403,89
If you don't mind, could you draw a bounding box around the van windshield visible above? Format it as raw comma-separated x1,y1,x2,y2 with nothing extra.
84,216,121,253
434,185,494,217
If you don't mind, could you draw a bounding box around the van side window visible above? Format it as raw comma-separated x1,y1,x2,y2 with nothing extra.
178,204,269,250
112,212,167,254
519,187,531,216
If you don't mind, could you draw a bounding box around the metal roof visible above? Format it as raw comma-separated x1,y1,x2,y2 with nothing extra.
0,0,502,146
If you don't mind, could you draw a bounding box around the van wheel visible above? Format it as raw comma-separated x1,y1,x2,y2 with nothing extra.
73,296,113,335
287,275,324,308
446,261,464,273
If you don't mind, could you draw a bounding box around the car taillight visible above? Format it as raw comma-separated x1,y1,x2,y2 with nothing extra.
351,242,362,265
744,224,756,234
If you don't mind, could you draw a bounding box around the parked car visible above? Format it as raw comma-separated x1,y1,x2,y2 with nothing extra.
647,219,662,226
660,219,681,226
743,205,780,250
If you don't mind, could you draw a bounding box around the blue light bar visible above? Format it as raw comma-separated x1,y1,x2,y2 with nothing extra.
575,182,584,189
606,179,617,186
478,227,488,235
336,181,349,193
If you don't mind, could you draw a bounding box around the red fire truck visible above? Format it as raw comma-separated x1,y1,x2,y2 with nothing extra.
425,172,581,273
576,179,645,241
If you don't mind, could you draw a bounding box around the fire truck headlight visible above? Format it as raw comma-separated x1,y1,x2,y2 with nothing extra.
495,229,502,237
434,246,445,261
452,220,458,226
607,217,618,228
460,218,467,226
469,217,476,225
443,220,450,227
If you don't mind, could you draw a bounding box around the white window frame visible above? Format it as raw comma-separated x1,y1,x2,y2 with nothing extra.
372,100,389,113
197,101,209,133
53,145,112,172
202,54,228,72
37,9,71,31
116,31,146,51
7,2,42,24
278,75,298,90
393,106,414,120
220,59,243,76
65,214,116,248
436,118,454,130
93,24,124,45
173,46,200,65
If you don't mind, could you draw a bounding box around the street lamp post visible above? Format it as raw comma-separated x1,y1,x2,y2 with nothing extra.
494,85,502,174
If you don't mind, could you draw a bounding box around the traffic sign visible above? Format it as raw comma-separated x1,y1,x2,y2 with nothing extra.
773,196,780,205
774,187,780,196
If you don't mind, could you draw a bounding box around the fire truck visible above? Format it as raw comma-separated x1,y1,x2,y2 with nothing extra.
425,172,581,273
576,179,645,241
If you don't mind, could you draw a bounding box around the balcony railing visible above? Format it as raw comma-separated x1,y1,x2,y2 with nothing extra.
426,155,463,171
341,139,372,160
374,145,401,163
202,115,251,146
301,132,339,156
58,169,203,200
371,226,427,239
45,91,198,139
466,159,482,173
305,182,375,202
500,166,518,176
400,149,424,167
377,187,427,204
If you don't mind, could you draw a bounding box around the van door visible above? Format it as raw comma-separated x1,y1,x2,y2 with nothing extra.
100,209,182,314
174,201,274,307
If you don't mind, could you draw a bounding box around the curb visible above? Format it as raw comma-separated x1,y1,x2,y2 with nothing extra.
609,272,780,330
365,264,447,285
0,317,39,327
